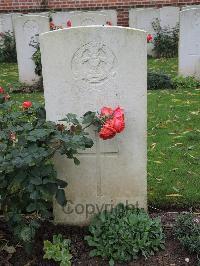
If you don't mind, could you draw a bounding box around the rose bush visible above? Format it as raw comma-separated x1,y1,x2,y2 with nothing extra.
0,90,97,251
0,93,125,251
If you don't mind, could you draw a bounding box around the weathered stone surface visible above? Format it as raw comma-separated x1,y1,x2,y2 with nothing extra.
179,8,200,80
52,10,117,27
40,26,147,225
14,15,49,85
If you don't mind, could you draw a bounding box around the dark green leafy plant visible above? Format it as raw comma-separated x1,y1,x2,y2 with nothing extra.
0,94,97,251
172,76,200,90
0,31,17,62
148,71,174,90
174,213,200,256
152,19,179,58
30,37,42,76
43,234,72,266
85,204,165,266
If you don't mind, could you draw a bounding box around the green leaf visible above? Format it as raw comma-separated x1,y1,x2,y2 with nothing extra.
73,157,80,165
56,189,67,206
26,202,36,212
109,258,115,266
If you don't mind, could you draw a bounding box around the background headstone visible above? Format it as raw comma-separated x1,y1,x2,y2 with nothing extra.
181,4,200,10
40,26,147,225
129,8,159,56
14,15,49,85
0,14,15,33
159,6,179,28
129,7,180,55
179,8,200,80
52,10,117,28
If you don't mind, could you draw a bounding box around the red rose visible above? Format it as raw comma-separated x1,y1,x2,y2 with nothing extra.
0,86,5,94
112,117,125,133
99,121,116,140
22,101,32,109
113,106,124,120
50,21,55,30
106,21,112,26
147,34,153,43
67,20,72,27
100,106,113,117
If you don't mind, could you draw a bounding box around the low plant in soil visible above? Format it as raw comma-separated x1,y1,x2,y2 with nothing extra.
43,234,72,266
85,203,165,265
174,213,200,257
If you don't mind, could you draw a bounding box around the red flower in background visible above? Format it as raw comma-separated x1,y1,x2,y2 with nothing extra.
50,21,55,30
106,21,112,26
147,34,153,43
67,20,72,27
0,86,5,94
22,101,32,109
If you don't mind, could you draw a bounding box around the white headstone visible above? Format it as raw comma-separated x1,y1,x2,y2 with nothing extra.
181,4,200,10
179,8,200,80
129,7,180,55
40,26,147,225
0,14,14,33
129,8,159,56
14,15,49,85
159,6,179,28
52,10,117,28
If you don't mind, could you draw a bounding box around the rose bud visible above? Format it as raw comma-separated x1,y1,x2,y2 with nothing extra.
57,124,65,132
22,101,32,109
0,86,5,94
67,20,72,27
106,21,112,26
147,34,153,43
50,21,55,30
9,132,16,142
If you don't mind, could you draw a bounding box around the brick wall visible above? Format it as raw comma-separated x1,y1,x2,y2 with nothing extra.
0,0,200,26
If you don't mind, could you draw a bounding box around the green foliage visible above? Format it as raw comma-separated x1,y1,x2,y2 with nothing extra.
85,204,165,265
43,234,72,266
148,71,174,90
172,76,200,90
174,213,200,255
152,19,179,58
0,96,96,250
0,31,17,63
30,39,42,76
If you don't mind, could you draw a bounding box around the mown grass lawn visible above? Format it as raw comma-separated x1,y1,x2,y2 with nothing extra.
0,60,199,209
